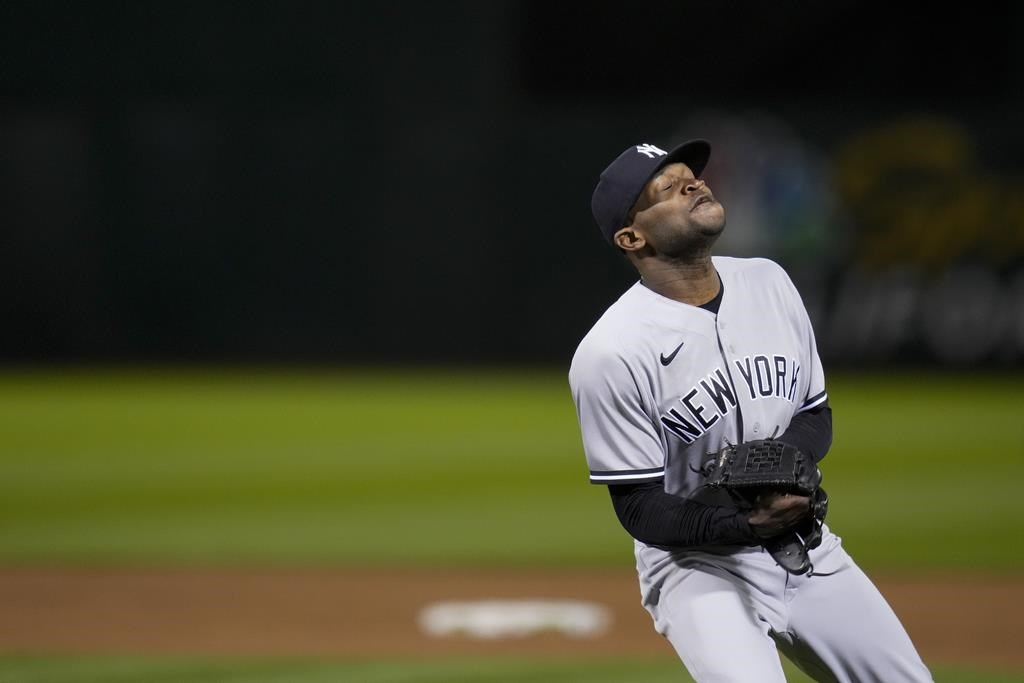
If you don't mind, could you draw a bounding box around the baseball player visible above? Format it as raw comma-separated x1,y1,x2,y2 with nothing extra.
569,140,932,682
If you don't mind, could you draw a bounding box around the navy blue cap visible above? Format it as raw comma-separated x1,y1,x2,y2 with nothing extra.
591,140,711,243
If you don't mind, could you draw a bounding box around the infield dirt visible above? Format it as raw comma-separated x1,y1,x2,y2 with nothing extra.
0,567,1019,668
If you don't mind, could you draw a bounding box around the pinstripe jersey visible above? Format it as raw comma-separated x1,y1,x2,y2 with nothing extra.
569,256,827,498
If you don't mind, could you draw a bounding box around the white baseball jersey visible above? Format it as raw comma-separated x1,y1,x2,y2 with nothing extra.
568,255,933,683
569,256,827,498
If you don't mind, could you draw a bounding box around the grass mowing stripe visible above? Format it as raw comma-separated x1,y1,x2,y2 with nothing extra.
0,655,1020,683
0,369,1020,570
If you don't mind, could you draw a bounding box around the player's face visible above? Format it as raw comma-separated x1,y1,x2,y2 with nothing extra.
618,162,726,257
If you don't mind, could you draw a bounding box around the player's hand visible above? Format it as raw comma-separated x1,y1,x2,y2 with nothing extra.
747,490,811,539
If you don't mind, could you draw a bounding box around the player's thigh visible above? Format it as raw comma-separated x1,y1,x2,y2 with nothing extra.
649,566,787,683
786,551,933,683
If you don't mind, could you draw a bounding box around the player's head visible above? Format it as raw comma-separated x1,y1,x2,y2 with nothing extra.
591,141,725,259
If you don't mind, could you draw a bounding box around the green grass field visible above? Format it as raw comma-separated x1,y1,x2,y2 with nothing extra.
0,368,1021,681
0,655,1022,683
0,368,1020,570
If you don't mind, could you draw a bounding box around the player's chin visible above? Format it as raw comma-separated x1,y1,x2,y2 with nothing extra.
695,214,726,237
692,204,726,234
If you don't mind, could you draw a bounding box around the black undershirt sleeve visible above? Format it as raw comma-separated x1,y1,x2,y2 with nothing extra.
778,401,832,463
607,482,758,548
607,401,832,547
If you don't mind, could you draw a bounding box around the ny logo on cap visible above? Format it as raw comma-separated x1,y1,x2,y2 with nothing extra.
636,144,667,159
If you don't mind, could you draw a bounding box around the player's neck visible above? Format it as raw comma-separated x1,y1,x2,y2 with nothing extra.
639,256,720,307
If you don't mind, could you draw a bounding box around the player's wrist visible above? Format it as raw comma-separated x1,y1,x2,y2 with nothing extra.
725,508,762,545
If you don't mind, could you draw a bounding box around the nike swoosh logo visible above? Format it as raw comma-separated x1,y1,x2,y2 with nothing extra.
660,341,685,366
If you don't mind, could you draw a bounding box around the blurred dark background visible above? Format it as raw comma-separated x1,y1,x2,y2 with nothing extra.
2,1,1022,366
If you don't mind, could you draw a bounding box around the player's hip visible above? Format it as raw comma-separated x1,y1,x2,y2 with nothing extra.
634,525,846,592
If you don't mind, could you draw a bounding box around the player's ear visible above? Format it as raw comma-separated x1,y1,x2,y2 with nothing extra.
614,226,646,252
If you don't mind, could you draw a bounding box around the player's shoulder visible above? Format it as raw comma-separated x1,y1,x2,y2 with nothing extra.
569,283,654,383
715,255,810,321
713,255,791,281
714,255,799,295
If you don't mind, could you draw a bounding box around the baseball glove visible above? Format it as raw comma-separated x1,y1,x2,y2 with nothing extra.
700,439,828,575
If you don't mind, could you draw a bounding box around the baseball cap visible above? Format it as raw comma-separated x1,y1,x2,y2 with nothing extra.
591,140,711,243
